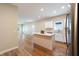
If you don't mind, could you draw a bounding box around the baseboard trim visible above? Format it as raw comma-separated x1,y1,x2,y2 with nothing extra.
0,46,18,55
55,41,66,44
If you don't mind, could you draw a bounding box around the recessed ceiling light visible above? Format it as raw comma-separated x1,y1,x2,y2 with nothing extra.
40,8,44,11
53,10,57,13
68,4,71,8
61,6,65,9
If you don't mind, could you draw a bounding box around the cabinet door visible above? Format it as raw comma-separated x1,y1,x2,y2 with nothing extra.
45,21,53,28
55,32,66,42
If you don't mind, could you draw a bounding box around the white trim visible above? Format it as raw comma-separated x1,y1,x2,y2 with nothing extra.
0,46,18,55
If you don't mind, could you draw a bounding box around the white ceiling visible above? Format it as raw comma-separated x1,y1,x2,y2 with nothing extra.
12,3,71,24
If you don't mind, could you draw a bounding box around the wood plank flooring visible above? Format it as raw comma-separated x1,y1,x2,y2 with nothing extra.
0,37,67,56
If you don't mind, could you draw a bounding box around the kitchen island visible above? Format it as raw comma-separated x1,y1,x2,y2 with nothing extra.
32,33,55,55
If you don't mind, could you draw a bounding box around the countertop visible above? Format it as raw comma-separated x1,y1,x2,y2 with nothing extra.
34,33,55,36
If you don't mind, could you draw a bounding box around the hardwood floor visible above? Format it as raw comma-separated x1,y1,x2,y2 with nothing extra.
0,37,67,56
0,48,18,56
53,41,67,56
22,37,67,56
18,38,67,56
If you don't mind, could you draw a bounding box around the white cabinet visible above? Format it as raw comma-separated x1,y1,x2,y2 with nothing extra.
55,32,66,42
45,21,53,28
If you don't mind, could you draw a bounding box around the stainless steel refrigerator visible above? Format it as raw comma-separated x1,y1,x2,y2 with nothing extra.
65,14,72,55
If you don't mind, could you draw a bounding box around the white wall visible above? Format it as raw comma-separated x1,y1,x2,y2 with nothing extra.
0,4,18,52
22,23,35,35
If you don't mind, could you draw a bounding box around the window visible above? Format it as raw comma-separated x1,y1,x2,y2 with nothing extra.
54,20,63,31
23,25,28,34
32,24,35,34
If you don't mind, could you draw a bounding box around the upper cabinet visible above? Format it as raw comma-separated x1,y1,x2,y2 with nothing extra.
45,21,53,28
